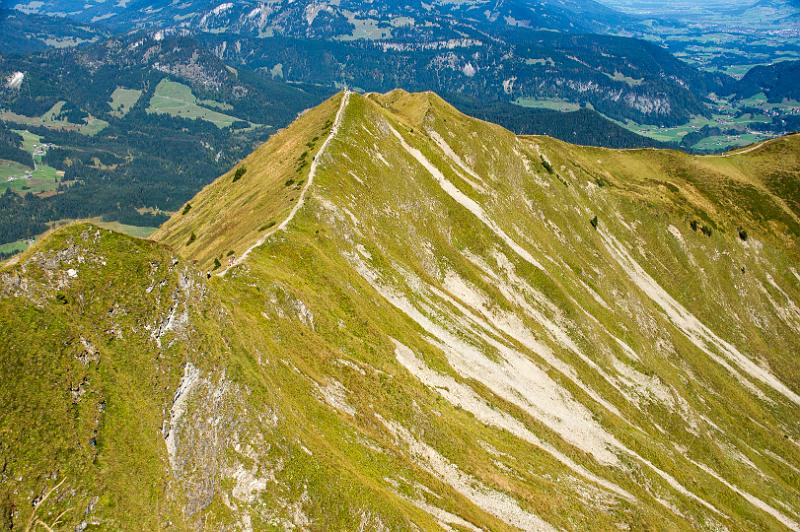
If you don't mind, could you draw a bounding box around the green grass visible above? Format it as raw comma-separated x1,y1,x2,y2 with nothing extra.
0,130,61,194
603,70,643,87
198,98,233,111
16,129,40,153
691,132,772,151
3,91,800,531
91,218,158,238
0,239,30,255
0,162,59,194
720,63,766,79
147,79,243,128
0,160,30,180
0,101,108,136
739,92,800,113
513,97,581,112
108,87,143,118
336,12,392,41
605,90,797,149
611,113,771,145
611,115,716,143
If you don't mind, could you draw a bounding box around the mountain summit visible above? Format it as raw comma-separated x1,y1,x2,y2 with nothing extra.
3,91,800,530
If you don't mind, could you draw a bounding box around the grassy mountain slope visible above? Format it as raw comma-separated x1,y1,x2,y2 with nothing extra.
3,91,800,530
154,94,344,268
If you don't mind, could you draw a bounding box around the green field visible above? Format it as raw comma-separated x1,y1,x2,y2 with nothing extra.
198,98,233,111
691,132,771,151
337,12,393,41
739,92,800,113
0,239,30,256
147,79,242,128
513,97,581,112
108,87,143,117
719,63,765,79
91,219,158,239
0,159,59,194
17,129,39,153
0,130,61,194
612,115,719,143
603,70,643,87
612,108,775,148
0,100,109,136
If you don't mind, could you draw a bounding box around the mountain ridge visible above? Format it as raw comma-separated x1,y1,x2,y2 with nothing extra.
3,89,800,530
157,88,800,271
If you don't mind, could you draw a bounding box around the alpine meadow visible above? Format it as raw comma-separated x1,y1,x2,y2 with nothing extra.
2,1,800,531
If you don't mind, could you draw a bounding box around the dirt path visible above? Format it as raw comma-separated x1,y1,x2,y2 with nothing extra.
220,91,350,276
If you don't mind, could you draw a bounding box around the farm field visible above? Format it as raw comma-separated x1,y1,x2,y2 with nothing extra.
738,92,800,113
691,132,772,151
612,115,720,143
146,79,243,128
0,130,61,194
610,101,778,150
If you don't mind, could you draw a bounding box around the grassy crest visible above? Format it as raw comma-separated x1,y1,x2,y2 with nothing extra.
2,90,800,530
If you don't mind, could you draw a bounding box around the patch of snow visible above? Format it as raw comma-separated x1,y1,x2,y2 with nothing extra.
292,298,315,329
428,129,487,192
764,449,800,476
612,336,641,362
304,3,330,25
350,254,621,465
348,170,365,185
335,358,367,376
316,379,356,416
230,464,267,503
210,2,233,16
404,494,482,531
353,255,721,518
437,269,625,420
763,273,800,332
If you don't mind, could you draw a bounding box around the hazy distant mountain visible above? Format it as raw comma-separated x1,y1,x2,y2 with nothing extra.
0,8,107,54
6,0,735,126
